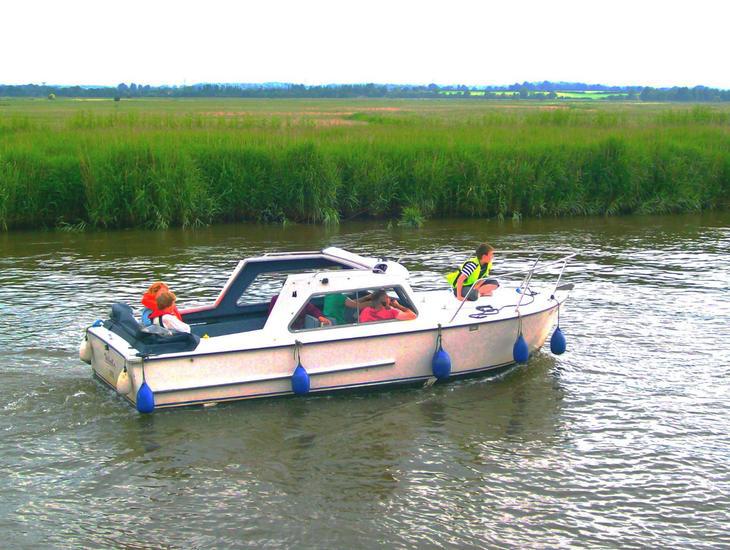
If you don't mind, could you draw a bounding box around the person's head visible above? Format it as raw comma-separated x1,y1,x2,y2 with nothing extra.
476,243,494,265
156,290,177,311
369,290,389,310
146,281,169,296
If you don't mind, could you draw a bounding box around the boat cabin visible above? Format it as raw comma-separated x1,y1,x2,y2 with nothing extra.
101,248,417,356
183,247,415,338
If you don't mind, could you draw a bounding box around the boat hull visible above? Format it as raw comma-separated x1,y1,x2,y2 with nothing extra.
88,304,559,410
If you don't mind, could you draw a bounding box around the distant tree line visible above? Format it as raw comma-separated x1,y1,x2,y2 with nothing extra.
502,81,638,92
1,82,728,101
638,86,730,102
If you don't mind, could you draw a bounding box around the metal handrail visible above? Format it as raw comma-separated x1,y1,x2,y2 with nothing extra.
550,258,571,297
486,253,576,280
465,250,578,259
447,252,575,323
514,254,543,311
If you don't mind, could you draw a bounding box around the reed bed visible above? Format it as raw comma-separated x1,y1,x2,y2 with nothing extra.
0,99,728,230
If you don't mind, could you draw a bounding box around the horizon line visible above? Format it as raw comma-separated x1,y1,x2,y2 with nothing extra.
3,80,729,91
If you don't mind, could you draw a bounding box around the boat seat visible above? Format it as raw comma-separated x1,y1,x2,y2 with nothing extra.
301,314,339,329
304,314,320,329
104,303,200,356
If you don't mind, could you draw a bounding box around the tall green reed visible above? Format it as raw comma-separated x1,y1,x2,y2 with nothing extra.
1,101,728,230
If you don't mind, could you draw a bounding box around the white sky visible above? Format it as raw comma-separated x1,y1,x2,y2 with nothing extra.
2,0,728,88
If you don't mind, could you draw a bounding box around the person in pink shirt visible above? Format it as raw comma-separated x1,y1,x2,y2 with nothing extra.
359,290,416,323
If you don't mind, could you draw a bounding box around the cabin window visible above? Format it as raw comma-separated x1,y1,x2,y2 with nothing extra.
289,286,417,332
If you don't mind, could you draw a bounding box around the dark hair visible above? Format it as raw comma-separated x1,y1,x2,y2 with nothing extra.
476,243,494,258
369,290,388,308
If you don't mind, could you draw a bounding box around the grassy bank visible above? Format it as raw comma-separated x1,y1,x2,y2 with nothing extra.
0,98,728,230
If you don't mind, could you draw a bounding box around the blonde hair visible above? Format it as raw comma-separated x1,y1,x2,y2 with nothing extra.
147,281,168,295
156,290,176,310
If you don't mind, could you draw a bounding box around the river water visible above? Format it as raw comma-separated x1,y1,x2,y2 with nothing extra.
1,214,729,548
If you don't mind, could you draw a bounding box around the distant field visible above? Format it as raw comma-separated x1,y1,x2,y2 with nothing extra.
437,90,630,99
0,97,728,230
555,91,630,99
439,91,517,97
439,91,487,96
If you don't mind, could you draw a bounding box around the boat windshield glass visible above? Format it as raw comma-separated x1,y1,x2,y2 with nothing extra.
235,272,291,306
235,267,346,307
289,286,417,332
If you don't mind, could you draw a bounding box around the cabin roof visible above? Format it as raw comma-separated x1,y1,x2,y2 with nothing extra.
285,268,409,292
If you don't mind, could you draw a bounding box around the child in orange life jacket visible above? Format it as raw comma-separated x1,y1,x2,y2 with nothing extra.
149,291,190,333
141,281,182,325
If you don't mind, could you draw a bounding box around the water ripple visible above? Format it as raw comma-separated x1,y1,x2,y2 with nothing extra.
1,214,729,548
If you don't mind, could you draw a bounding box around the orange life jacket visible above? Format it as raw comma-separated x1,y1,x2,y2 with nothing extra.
149,305,181,321
143,292,183,321
141,292,157,311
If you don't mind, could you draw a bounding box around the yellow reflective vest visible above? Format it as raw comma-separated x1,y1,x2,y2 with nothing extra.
445,257,492,287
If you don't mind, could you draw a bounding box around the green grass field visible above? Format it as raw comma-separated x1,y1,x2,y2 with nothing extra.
0,97,728,230
439,91,487,96
555,91,629,99
438,90,629,99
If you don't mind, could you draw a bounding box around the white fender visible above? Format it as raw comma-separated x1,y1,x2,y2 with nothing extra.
79,336,92,364
116,369,132,395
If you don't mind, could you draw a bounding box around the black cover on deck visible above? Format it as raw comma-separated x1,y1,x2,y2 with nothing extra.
103,303,200,356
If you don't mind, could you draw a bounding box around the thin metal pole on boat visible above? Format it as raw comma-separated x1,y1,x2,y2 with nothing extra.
517,255,541,294
550,259,570,298
515,255,542,312
448,284,474,324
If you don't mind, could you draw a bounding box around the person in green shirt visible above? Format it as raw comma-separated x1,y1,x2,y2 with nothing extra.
323,292,372,325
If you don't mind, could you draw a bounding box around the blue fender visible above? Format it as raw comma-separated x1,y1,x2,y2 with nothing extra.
432,347,452,380
291,363,310,395
136,381,155,413
513,334,529,364
550,327,567,355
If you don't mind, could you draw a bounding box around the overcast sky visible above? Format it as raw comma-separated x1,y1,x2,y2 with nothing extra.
2,0,727,88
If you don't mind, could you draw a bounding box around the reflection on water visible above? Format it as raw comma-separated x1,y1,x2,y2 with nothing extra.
1,213,729,547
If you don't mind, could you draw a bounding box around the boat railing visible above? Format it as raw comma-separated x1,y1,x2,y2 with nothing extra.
480,253,576,281
448,251,575,323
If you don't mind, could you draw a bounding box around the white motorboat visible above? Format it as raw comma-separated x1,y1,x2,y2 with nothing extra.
80,247,574,413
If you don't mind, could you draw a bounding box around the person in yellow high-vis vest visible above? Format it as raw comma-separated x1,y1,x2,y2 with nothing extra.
445,243,499,301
